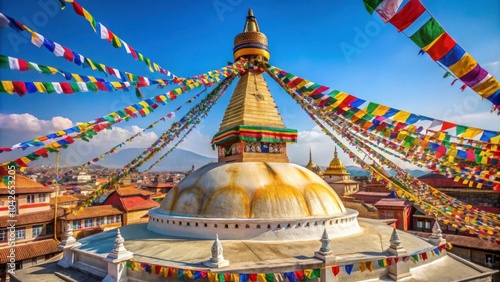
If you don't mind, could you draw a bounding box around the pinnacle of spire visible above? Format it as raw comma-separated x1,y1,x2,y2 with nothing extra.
389,228,402,248
243,8,259,32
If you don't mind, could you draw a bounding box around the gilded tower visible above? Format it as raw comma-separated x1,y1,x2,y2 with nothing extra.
323,147,359,196
211,9,297,163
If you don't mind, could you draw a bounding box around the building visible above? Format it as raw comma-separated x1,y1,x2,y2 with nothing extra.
11,9,496,282
373,191,412,231
322,147,359,196
58,205,123,240
102,188,160,225
76,172,92,184
0,175,61,278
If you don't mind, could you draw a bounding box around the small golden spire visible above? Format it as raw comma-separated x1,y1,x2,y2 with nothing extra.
243,9,259,32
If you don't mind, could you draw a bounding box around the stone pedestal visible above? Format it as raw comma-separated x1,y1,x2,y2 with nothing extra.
387,229,411,280
102,229,134,282
58,224,81,268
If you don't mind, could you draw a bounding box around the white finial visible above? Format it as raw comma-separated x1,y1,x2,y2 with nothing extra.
204,234,229,268
319,228,332,254
105,228,133,261
429,220,446,246
60,223,76,246
390,228,401,248
431,221,443,239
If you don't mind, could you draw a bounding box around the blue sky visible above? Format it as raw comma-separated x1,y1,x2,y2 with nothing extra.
0,0,499,170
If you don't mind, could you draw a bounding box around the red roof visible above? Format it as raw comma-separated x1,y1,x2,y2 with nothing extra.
120,196,159,212
103,189,160,212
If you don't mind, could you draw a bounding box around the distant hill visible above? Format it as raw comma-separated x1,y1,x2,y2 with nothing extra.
97,148,216,171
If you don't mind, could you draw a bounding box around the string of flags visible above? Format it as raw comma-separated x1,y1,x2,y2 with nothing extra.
124,244,449,281
363,0,500,112
64,0,176,79
0,13,186,86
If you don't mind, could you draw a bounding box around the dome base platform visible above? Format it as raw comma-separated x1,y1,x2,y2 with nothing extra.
147,208,361,240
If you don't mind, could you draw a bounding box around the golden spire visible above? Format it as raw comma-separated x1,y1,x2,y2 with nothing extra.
218,72,285,131
324,146,349,176
233,9,270,61
211,10,296,164
243,9,259,32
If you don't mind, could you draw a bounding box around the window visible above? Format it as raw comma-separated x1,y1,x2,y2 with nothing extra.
84,219,93,228
27,195,35,203
416,220,423,229
99,217,105,225
38,194,46,202
72,220,81,229
32,225,43,236
15,228,25,239
116,215,121,222
46,224,54,235
0,229,6,241
424,221,431,229
107,216,115,224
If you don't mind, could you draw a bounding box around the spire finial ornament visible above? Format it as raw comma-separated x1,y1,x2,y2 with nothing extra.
204,234,230,268
319,228,332,254
431,220,443,239
429,220,446,246
309,148,313,162
105,228,134,261
390,228,402,249
334,146,338,159
60,223,76,246
248,8,254,17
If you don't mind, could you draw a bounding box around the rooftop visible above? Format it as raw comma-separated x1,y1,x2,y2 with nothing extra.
0,175,53,194
0,239,60,264
59,205,122,220
0,209,64,228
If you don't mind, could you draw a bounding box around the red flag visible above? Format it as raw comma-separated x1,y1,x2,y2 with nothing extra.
63,46,74,62
12,81,27,96
18,58,30,71
60,82,73,94
72,1,85,16
389,0,426,32
426,33,456,61
331,266,340,276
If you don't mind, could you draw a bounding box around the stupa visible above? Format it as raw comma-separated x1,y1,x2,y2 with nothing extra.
11,9,496,282
323,147,360,196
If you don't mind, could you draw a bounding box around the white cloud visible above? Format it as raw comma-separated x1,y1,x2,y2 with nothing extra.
484,60,500,74
0,113,73,133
